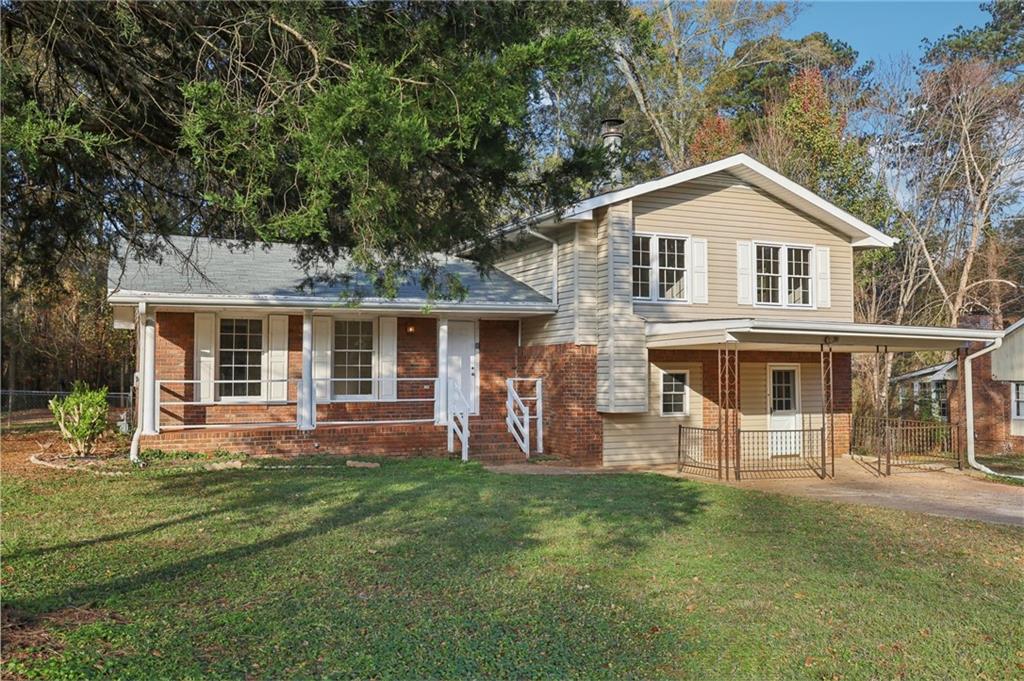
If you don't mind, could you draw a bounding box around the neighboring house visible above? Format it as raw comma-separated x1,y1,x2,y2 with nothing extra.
895,317,1024,454
891,360,956,421
108,150,1003,474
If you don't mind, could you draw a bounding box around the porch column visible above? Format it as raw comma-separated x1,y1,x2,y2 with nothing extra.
436,317,449,424
141,307,158,435
298,310,315,430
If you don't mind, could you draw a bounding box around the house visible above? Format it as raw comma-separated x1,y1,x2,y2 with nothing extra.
893,317,1024,454
891,360,956,420
108,148,1004,476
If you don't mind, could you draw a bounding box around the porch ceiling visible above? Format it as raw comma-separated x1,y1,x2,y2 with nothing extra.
646,319,1003,353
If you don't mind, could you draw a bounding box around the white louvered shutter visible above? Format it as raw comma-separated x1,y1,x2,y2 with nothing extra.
815,246,831,308
378,317,398,401
268,315,289,401
194,313,216,403
736,240,753,305
691,238,708,304
313,317,332,403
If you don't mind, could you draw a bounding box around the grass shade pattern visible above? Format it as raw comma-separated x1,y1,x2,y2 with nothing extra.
2,457,1023,678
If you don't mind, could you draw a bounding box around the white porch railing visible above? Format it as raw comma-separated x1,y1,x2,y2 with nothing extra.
447,380,470,462
153,376,440,432
506,377,543,456
153,378,302,431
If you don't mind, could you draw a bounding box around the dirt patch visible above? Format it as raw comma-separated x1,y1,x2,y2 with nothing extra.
2,427,128,481
1,604,127,666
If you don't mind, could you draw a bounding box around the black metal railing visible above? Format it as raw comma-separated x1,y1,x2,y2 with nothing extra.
677,425,722,478
852,416,962,475
735,428,826,480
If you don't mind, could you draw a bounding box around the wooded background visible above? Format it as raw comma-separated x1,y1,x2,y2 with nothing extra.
2,1,1021,412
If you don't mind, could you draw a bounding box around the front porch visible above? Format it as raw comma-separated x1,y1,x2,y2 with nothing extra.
136,312,544,460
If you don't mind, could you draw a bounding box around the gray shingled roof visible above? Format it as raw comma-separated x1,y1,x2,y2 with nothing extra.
107,236,553,311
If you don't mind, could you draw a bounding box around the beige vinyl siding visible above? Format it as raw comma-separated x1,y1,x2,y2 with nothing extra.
602,361,704,466
992,326,1024,381
596,202,649,413
632,171,855,322
495,225,578,346
739,362,828,431
574,222,599,345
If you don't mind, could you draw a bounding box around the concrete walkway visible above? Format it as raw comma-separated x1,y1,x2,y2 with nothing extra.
487,457,1024,527
662,456,1024,526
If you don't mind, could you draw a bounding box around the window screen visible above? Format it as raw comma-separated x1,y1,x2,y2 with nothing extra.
219,319,263,398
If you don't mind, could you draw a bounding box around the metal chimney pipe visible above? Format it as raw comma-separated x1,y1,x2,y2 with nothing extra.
601,118,624,185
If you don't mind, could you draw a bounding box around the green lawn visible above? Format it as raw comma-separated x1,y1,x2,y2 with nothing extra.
977,453,1024,477
3,458,1022,679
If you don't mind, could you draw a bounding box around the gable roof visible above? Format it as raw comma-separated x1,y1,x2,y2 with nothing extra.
107,236,555,314
527,154,896,249
891,360,958,384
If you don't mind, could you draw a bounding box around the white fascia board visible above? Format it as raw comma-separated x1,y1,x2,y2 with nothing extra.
647,318,1003,345
106,290,557,315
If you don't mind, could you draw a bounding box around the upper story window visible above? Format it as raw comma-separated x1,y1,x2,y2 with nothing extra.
632,236,651,299
333,320,375,398
1013,383,1024,420
219,318,263,398
756,243,813,308
632,233,688,302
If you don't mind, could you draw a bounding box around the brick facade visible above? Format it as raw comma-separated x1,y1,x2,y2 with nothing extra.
518,343,602,464
948,345,1024,455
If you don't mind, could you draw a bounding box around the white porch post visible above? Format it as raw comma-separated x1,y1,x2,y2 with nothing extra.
141,307,158,435
299,310,315,430
436,317,449,424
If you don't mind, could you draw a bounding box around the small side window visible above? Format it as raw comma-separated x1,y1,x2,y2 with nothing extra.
661,371,689,416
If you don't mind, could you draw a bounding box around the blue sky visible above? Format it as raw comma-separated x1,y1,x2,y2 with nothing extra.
785,1,990,66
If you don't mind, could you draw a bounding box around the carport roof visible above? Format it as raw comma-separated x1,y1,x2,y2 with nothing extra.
645,318,1003,353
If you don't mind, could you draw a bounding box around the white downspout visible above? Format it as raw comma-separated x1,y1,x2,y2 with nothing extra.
525,228,558,306
964,337,1023,480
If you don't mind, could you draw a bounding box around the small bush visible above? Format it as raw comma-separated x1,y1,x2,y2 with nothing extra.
49,382,108,456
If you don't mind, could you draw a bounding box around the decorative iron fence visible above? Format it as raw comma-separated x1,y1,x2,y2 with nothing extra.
735,428,826,480
677,425,722,478
852,416,962,475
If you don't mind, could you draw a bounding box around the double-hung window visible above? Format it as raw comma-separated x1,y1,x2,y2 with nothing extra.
755,243,813,307
219,318,263,398
333,320,375,398
632,236,652,299
661,370,689,416
1014,383,1024,420
632,234,688,302
933,381,949,420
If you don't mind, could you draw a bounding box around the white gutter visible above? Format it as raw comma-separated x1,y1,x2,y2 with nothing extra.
107,292,556,315
964,337,1023,480
524,228,558,306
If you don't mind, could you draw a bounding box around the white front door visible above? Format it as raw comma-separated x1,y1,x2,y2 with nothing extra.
447,321,478,414
768,366,801,456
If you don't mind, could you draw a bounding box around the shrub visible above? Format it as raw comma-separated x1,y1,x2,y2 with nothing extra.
49,382,109,456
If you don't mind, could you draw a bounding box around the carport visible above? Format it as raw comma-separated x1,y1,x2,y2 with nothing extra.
646,319,1003,480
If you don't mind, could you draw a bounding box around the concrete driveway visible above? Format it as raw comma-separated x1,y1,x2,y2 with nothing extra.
669,456,1024,527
